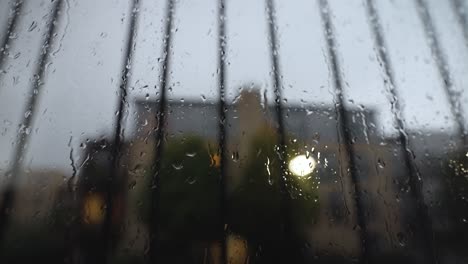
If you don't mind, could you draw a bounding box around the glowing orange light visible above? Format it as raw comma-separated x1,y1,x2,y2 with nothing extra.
83,193,105,225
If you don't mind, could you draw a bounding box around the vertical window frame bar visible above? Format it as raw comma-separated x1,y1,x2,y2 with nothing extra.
98,0,141,262
0,0,64,245
217,0,228,263
364,0,438,262
0,0,23,77
317,0,370,261
149,0,176,262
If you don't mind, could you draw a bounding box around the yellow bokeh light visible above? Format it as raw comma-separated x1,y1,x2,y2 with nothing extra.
211,153,221,168
83,193,105,225
288,154,316,177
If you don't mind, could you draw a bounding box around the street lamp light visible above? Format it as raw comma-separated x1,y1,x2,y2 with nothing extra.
288,154,316,177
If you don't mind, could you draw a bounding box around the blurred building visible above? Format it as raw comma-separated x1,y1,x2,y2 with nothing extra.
0,89,464,264
124,90,413,261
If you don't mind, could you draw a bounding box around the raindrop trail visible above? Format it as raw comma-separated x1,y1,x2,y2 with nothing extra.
266,0,296,261
67,136,77,193
0,0,23,79
65,135,78,263
450,0,468,48
149,0,175,262
0,0,64,245
415,0,466,147
217,0,228,263
99,0,140,262
364,0,437,262
318,0,369,262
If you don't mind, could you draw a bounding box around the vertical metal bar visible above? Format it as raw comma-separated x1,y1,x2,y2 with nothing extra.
265,0,295,261
414,8,468,259
415,0,466,146
217,0,228,263
450,0,468,48
149,0,175,262
98,0,140,262
0,0,23,76
364,0,437,262
317,0,369,262
0,0,64,244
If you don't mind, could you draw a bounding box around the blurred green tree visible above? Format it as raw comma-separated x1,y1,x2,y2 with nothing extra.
139,135,221,243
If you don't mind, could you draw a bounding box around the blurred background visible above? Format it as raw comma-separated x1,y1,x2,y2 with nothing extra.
0,0,468,263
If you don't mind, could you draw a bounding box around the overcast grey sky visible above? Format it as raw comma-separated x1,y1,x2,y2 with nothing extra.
0,0,467,175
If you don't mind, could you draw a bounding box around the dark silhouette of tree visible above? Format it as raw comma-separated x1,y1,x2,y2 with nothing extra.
139,135,221,263
228,124,319,262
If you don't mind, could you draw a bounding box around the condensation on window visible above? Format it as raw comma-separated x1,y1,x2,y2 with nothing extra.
0,0,467,263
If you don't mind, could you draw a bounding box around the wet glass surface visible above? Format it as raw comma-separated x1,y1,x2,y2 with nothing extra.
0,0,468,263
